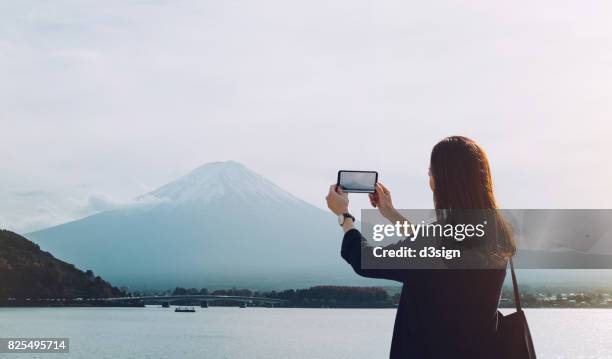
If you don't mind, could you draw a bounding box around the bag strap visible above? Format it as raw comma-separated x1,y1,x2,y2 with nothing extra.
509,259,522,312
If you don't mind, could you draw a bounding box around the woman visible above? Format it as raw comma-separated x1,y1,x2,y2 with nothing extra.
326,136,516,358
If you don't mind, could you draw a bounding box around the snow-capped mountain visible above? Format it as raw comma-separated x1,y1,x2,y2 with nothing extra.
146,161,304,206
26,161,369,289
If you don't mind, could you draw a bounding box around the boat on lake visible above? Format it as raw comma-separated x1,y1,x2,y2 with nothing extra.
175,306,196,313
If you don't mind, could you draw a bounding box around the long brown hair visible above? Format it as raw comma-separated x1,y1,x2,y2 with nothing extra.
430,136,516,261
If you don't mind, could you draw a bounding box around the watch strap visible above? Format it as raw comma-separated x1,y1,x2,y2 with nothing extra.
342,212,355,224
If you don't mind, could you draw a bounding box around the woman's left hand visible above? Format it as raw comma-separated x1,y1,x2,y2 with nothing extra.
326,185,349,215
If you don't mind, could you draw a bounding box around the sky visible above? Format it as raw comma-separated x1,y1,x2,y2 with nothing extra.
1,0,610,233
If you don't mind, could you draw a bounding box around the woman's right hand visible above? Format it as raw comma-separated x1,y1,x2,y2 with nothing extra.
369,182,400,221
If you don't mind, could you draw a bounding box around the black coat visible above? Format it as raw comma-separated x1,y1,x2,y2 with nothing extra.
341,228,506,359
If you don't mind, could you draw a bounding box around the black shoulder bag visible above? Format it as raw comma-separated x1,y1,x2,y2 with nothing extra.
496,259,537,359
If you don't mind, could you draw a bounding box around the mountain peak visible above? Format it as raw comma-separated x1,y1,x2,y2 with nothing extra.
186,160,250,179
144,161,302,205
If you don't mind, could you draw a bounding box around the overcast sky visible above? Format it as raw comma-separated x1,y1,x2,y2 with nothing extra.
1,0,610,233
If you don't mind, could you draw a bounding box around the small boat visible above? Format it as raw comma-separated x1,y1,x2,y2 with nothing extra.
175,306,196,313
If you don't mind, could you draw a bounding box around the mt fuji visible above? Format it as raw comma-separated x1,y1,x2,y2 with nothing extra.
27,161,372,289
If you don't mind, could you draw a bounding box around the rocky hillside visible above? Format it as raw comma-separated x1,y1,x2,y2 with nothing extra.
0,230,123,299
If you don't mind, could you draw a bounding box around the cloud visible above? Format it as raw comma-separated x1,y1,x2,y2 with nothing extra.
12,190,49,197
86,194,122,212
1,205,77,235
81,192,171,214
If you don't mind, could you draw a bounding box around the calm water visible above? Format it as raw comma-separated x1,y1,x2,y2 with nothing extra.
0,307,611,358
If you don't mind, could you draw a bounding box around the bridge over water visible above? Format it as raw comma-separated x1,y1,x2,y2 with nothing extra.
102,294,288,308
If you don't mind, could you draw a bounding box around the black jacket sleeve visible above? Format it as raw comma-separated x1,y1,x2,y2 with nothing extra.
341,228,421,282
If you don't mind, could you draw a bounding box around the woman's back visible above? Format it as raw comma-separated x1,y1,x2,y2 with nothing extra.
390,269,506,358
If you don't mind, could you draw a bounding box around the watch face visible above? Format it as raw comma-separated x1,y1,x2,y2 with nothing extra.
338,213,344,225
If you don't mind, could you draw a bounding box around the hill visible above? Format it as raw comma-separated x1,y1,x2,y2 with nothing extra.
0,230,123,299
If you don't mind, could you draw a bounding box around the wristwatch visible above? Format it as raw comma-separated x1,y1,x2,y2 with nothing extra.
337,212,355,226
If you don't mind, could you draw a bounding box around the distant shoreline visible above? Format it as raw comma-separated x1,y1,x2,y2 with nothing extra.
3,305,612,309
0,299,144,308
4,284,612,309
3,301,612,309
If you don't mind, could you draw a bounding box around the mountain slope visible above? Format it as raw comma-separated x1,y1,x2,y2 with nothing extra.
0,230,123,298
27,161,370,288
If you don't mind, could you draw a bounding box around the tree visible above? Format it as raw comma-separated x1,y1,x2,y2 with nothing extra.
172,287,187,295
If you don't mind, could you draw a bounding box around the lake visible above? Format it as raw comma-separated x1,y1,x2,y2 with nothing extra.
0,307,611,358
